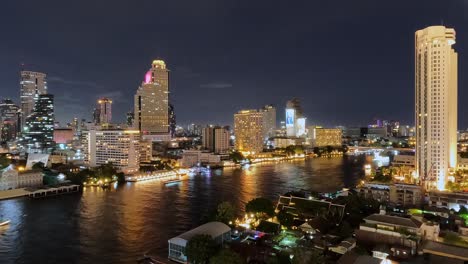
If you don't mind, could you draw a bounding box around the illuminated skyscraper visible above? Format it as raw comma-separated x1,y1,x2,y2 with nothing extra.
169,104,176,138
261,105,276,139
134,60,169,140
415,26,458,190
21,94,54,153
234,110,264,154
20,71,47,131
94,98,112,124
0,99,20,142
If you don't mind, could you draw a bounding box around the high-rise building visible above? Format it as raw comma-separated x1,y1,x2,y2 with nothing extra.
234,110,264,154
201,125,230,153
21,94,54,153
202,126,215,151
169,104,176,138
94,98,112,124
261,105,276,139
214,127,230,154
134,60,169,139
82,129,140,173
285,98,304,137
20,71,47,131
187,124,202,136
415,26,458,191
126,112,135,127
0,99,20,142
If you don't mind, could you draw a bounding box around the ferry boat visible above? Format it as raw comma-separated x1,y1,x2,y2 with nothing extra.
0,220,10,226
163,178,182,186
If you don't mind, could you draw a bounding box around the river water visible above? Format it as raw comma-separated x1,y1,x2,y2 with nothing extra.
0,156,365,264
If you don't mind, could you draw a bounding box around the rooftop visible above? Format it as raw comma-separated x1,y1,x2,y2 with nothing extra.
422,240,468,261
169,222,230,243
364,214,422,228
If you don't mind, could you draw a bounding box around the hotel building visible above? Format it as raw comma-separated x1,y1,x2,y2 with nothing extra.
134,60,170,141
415,26,458,190
82,129,140,173
234,110,264,154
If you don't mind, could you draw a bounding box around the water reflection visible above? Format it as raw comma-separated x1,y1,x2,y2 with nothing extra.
0,156,365,263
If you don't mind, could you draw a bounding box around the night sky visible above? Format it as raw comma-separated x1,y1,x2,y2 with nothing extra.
0,0,467,128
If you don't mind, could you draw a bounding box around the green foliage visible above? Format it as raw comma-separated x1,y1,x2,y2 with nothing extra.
95,163,117,179
245,197,275,217
459,205,468,215
116,172,126,183
277,210,295,228
186,234,217,264
446,181,462,192
443,232,468,247
230,151,245,164
0,155,11,169
66,168,93,185
32,162,45,170
210,248,244,264
215,201,236,225
291,248,324,264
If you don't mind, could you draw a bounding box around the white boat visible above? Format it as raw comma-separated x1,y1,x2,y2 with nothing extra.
0,220,10,226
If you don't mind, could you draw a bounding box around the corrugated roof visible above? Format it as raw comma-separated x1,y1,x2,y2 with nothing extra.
365,214,422,228
169,222,230,243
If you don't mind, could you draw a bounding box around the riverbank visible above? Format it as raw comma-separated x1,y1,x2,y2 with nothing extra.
0,188,30,200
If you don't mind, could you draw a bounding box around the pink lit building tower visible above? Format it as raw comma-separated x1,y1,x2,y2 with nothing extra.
134,60,170,141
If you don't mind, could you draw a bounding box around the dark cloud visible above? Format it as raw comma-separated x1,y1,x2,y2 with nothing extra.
199,82,233,89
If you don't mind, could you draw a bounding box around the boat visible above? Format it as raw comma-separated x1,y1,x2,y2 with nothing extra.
0,220,10,226
164,178,182,186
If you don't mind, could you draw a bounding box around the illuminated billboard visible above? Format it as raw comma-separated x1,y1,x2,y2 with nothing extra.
296,117,306,137
286,109,295,127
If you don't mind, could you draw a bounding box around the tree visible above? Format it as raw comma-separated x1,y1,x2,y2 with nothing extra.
277,210,294,228
0,155,11,169
186,234,217,264
245,197,275,218
210,249,244,264
291,248,324,264
459,205,468,215
32,162,45,170
230,151,245,164
215,202,236,225
116,172,126,183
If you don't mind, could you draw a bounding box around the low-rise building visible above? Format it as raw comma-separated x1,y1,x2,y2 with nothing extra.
0,165,43,190
82,129,140,174
168,222,231,263
179,150,222,167
329,238,356,255
392,154,415,167
427,191,468,211
309,127,342,147
356,183,423,206
356,213,422,256
0,165,18,190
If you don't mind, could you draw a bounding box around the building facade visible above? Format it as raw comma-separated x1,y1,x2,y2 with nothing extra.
134,60,169,138
20,71,47,131
94,98,112,124
310,127,342,147
261,105,276,139
415,26,458,190
83,129,140,173
214,127,230,154
0,99,20,142
21,94,55,153
234,110,264,154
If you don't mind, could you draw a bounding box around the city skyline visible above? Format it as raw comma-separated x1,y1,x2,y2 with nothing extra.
0,1,467,127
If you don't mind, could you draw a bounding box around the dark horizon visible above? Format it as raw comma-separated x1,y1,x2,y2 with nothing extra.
0,0,467,128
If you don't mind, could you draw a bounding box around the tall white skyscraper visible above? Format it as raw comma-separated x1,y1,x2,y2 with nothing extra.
20,71,47,131
415,26,458,191
134,60,169,140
